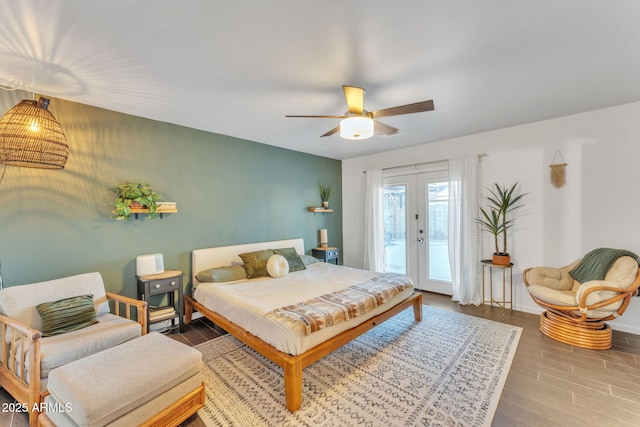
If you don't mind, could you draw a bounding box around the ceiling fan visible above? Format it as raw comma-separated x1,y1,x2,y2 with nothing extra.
286,85,434,140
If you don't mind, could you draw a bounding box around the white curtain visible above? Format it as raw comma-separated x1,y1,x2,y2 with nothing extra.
364,169,385,272
448,156,481,305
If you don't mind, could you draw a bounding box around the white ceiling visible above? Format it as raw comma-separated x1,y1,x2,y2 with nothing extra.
1,1,640,160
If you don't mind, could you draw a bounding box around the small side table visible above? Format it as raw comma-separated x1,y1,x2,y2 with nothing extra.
481,260,513,312
312,248,340,265
136,270,184,333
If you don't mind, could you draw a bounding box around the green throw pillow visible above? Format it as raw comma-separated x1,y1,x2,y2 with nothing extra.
196,265,247,283
273,247,306,272
37,294,99,337
239,249,275,279
300,254,320,266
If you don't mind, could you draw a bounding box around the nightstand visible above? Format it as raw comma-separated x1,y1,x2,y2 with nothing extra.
136,270,184,333
312,248,340,265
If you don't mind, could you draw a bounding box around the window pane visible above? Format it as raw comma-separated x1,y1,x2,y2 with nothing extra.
427,182,451,282
384,185,406,274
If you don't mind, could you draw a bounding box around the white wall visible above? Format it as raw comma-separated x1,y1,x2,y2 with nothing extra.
342,101,640,335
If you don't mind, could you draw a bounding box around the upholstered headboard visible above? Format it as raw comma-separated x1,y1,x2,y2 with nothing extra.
191,238,305,284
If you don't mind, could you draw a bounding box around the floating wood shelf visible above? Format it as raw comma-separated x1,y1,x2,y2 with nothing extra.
130,208,178,219
307,207,333,213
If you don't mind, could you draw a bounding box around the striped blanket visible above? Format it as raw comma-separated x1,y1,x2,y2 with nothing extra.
265,273,414,336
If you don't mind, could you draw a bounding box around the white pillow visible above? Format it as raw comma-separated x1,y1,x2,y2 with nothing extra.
267,254,289,278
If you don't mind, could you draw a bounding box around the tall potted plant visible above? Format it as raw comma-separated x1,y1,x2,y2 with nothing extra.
319,183,335,209
476,182,527,265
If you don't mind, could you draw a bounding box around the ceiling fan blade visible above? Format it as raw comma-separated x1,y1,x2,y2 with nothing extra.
374,120,400,136
343,85,364,115
285,115,346,118
321,125,340,137
371,100,434,119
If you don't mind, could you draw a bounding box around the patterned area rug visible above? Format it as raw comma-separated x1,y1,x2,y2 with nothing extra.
195,306,521,427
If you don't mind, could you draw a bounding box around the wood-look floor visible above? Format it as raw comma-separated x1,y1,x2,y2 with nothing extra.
2,292,639,426
425,294,640,427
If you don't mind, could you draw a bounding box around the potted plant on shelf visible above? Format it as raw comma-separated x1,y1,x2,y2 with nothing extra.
476,182,527,265
319,183,335,209
112,183,160,220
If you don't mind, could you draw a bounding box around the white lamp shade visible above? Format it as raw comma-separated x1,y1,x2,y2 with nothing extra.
320,228,328,243
340,117,374,140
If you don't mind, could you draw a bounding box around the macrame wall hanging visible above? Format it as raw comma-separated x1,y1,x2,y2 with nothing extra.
549,150,567,188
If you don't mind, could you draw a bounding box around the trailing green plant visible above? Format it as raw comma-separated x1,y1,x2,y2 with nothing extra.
476,182,527,255
318,182,335,203
112,183,160,220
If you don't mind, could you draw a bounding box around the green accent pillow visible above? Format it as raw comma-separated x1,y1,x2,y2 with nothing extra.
37,294,99,337
273,247,306,272
239,249,275,279
300,254,320,266
196,265,247,283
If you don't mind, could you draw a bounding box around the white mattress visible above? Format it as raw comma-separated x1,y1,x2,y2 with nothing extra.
193,262,414,355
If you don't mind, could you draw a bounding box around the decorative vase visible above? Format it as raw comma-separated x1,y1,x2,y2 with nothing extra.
322,201,329,209
493,253,511,265
130,201,143,209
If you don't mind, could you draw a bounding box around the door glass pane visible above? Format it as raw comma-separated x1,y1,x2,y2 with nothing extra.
427,182,451,282
383,184,406,274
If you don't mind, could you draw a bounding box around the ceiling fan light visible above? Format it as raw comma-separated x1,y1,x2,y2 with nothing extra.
340,116,374,140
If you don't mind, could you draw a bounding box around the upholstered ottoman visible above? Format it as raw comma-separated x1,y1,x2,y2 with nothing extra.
38,332,204,427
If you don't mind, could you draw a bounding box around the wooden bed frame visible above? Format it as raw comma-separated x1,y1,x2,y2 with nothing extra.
185,238,423,412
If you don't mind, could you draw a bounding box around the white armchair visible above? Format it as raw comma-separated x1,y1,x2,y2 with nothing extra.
0,272,147,426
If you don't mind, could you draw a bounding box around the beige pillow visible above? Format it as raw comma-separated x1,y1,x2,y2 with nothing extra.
267,254,289,278
525,267,574,291
575,280,626,311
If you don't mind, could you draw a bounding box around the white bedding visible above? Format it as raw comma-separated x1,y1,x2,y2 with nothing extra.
193,262,414,355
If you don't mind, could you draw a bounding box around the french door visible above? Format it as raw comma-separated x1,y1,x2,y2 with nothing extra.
383,169,452,294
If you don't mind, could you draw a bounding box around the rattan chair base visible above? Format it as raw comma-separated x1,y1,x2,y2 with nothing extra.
539,311,612,350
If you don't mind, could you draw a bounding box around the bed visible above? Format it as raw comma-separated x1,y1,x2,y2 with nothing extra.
184,238,422,412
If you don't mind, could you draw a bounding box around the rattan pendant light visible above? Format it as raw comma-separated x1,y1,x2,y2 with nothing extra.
0,97,68,169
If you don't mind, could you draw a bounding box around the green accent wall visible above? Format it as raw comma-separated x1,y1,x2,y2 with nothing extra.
0,94,342,297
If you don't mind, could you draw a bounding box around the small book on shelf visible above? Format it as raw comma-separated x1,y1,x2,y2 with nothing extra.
156,202,177,212
150,310,176,322
149,305,176,321
150,306,175,315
